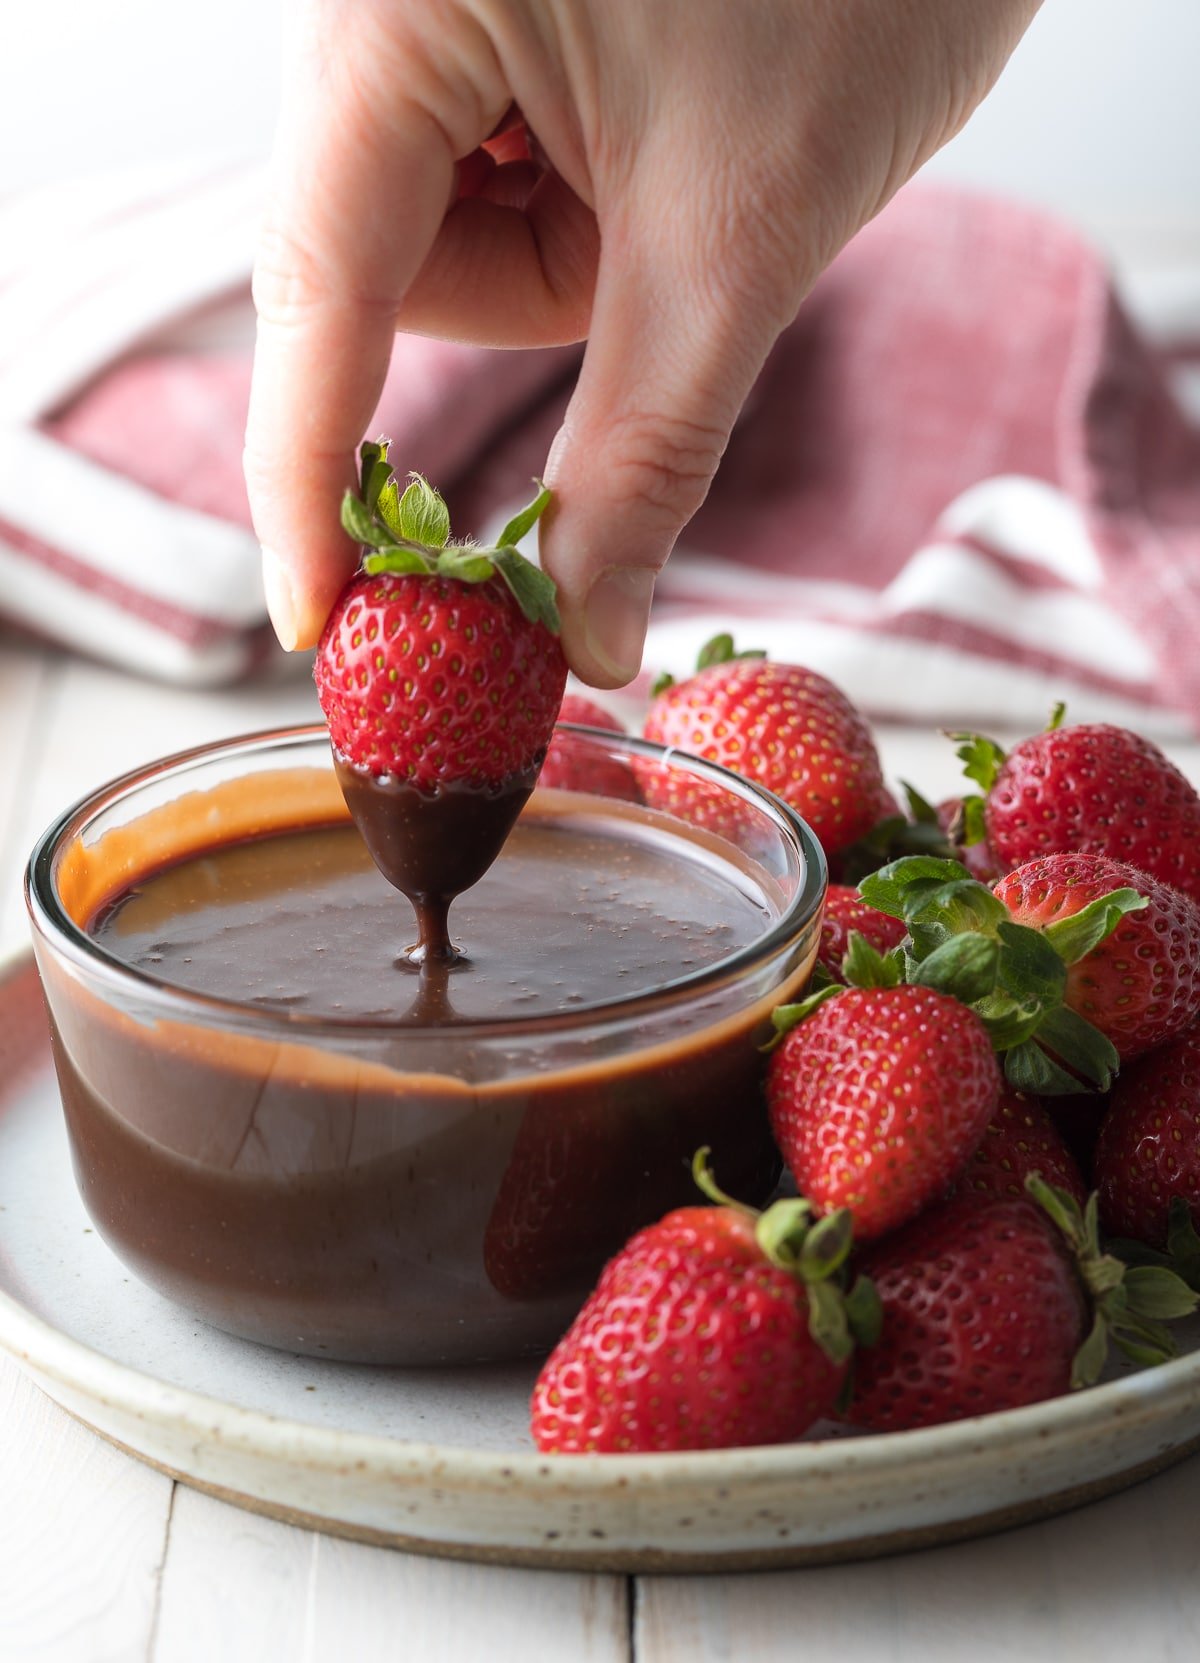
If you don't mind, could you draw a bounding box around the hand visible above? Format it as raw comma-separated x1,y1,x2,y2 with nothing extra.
245,0,1041,686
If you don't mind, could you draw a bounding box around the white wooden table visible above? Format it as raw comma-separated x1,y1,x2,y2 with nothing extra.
3,625,1200,1662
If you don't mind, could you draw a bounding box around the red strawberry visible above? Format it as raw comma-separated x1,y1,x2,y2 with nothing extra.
315,456,565,790
530,1159,878,1453
766,985,1002,1240
538,694,640,801
951,711,1200,904
815,884,908,981
962,1087,1087,1206
642,636,886,858
847,1193,1087,1430
1094,1023,1200,1248
995,853,1200,1061
314,449,567,958
847,1180,1196,1431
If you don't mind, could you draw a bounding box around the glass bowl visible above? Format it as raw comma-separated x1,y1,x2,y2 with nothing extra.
26,724,826,1365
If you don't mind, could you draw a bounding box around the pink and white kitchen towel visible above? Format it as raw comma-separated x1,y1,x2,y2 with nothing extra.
2,159,1199,736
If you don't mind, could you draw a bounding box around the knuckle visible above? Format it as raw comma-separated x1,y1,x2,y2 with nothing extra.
251,222,334,331
605,408,728,526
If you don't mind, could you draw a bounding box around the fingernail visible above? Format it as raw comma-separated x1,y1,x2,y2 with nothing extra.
584,567,657,683
261,547,298,651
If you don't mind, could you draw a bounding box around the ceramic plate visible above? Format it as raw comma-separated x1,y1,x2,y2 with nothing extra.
2,946,1199,1571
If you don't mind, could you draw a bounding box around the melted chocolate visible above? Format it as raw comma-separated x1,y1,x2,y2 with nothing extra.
39,796,815,1364
91,817,770,1024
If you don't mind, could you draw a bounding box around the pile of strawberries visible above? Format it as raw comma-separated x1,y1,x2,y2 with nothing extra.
530,644,1200,1454
313,453,1200,1459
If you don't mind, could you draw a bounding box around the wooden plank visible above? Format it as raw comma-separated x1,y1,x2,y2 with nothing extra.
635,1451,1200,1662
0,1354,173,1663
152,1485,630,1663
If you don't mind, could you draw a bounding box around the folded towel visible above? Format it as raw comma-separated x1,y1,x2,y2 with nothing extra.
2,163,1198,736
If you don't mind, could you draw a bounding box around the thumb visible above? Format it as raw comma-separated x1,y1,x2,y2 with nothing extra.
539,197,795,688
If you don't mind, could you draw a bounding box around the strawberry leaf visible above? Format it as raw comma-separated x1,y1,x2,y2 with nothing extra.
494,481,551,550
841,931,905,989
909,932,999,1004
436,548,497,583
1045,701,1067,732
753,1196,818,1264
994,919,1068,1005
797,1209,854,1281
375,477,404,538
948,729,1007,793
650,671,675,697
362,545,436,577
398,475,451,548
762,986,842,1050
900,780,940,824
959,793,988,848
492,548,561,632
1041,887,1149,965
844,1274,883,1348
694,633,766,670
1034,1005,1119,1091
1004,1039,1089,1095
342,490,391,549
1071,1312,1111,1388
1121,1265,1200,1321
805,1279,854,1367
359,438,387,502
972,993,1044,1051
858,856,978,921
1165,1198,1200,1290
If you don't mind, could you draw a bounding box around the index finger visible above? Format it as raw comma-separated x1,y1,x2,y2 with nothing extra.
244,7,460,649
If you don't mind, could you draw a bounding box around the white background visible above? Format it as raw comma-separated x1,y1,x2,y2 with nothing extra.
3,0,1199,264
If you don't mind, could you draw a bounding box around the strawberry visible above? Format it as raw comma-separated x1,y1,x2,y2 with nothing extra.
847,1192,1086,1430
314,447,567,959
315,447,566,791
847,1180,1196,1431
642,635,887,859
857,851,1200,1095
530,1154,879,1453
950,707,1200,904
1094,1023,1200,1249
815,884,908,982
538,694,640,801
766,984,1002,1241
962,1087,1087,1206
995,853,1200,1062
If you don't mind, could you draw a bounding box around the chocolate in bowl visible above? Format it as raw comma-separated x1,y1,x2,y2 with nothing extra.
25,725,826,1365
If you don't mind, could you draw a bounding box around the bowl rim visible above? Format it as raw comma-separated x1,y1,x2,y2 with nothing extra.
25,722,828,1041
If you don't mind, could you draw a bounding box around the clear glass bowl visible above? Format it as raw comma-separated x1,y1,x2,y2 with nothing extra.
26,724,826,1365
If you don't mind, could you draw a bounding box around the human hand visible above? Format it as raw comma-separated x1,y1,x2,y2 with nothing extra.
245,0,1041,686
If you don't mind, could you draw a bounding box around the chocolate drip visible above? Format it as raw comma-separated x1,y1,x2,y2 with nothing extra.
333,751,536,964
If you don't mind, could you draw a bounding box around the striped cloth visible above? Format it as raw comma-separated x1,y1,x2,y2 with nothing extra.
2,163,1199,736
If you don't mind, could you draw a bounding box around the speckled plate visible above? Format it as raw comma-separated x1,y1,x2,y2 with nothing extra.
2,946,1200,1571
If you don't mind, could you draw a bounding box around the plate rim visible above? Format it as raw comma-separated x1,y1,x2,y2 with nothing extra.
4,940,1200,1500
